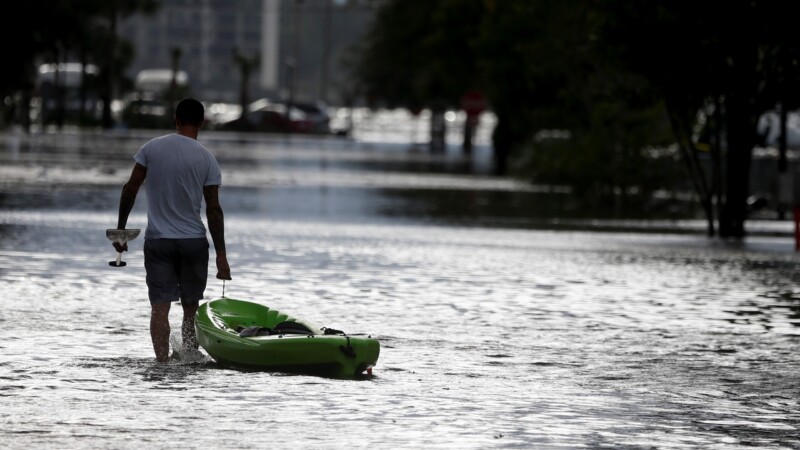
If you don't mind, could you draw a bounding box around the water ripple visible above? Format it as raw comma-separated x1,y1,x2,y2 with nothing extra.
2,188,800,447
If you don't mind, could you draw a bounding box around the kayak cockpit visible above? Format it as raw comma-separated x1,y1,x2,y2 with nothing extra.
205,298,321,337
236,321,316,337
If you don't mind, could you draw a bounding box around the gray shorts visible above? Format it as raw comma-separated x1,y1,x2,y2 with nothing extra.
144,238,209,305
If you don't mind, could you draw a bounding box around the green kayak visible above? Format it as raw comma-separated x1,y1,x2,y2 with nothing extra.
195,298,380,379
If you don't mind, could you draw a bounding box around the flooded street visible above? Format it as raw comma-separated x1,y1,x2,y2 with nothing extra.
1,122,799,448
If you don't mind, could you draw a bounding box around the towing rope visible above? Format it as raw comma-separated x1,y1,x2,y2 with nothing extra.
322,327,356,358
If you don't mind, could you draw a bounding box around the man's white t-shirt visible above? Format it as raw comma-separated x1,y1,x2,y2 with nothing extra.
133,133,222,240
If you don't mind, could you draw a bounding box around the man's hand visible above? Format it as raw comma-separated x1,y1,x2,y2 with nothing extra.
113,242,128,253
216,254,231,280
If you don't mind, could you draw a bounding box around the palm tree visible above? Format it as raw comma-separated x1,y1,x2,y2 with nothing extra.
233,48,261,120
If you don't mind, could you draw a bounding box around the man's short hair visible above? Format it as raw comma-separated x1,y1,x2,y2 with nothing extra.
175,98,205,126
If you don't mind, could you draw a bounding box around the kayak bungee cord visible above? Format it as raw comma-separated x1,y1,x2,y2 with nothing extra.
322,327,356,358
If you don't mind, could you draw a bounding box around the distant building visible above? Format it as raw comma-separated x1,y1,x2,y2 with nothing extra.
119,0,374,106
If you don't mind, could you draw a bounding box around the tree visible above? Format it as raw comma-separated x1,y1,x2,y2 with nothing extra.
0,1,72,130
477,1,678,205
98,0,161,129
352,0,484,152
0,0,160,131
233,48,261,120
351,0,800,237
476,1,598,175
600,1,800,237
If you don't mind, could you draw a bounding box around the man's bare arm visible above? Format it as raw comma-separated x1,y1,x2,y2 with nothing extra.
204,185,231,280
114,163,146,252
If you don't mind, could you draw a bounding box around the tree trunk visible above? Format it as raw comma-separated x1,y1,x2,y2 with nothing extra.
719,100,756,238
429,107,446,153
55,50,65,129
79,49,88,125
777,103,788,220
665,103,715,236
462,116,474,155
21,88,32,133
102,7,117,129
491,112,511,175
711,99,724,236
239,71,250,120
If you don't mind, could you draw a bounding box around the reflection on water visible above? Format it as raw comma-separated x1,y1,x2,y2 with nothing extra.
1,130,799,448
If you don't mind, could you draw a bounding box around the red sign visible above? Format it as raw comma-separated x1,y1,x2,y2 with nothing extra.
461,91,486,116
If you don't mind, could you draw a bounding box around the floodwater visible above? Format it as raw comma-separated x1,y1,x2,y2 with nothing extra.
1,116,800,449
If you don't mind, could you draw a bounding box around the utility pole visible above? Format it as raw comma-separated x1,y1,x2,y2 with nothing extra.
319,0,332,104
286,0,303,128
169,47,182,119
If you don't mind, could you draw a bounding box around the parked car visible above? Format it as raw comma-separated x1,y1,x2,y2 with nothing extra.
36,62,102,125
292,101,331,134
216,98,330,134
120,92,171,129
134,68,188,93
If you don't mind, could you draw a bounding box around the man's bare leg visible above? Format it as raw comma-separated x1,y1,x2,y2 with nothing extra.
151,303,171,362
181,302,199,351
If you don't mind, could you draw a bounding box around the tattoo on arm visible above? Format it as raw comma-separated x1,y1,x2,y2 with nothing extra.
204,186,226,254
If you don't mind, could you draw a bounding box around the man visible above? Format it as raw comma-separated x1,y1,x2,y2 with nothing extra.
113,98,232,363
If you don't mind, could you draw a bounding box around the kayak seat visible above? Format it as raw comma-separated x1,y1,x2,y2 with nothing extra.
274,321,314,334
237,326,273,337
236,321,314,337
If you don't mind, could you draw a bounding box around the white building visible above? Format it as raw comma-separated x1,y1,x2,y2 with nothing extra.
119,0,374,105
